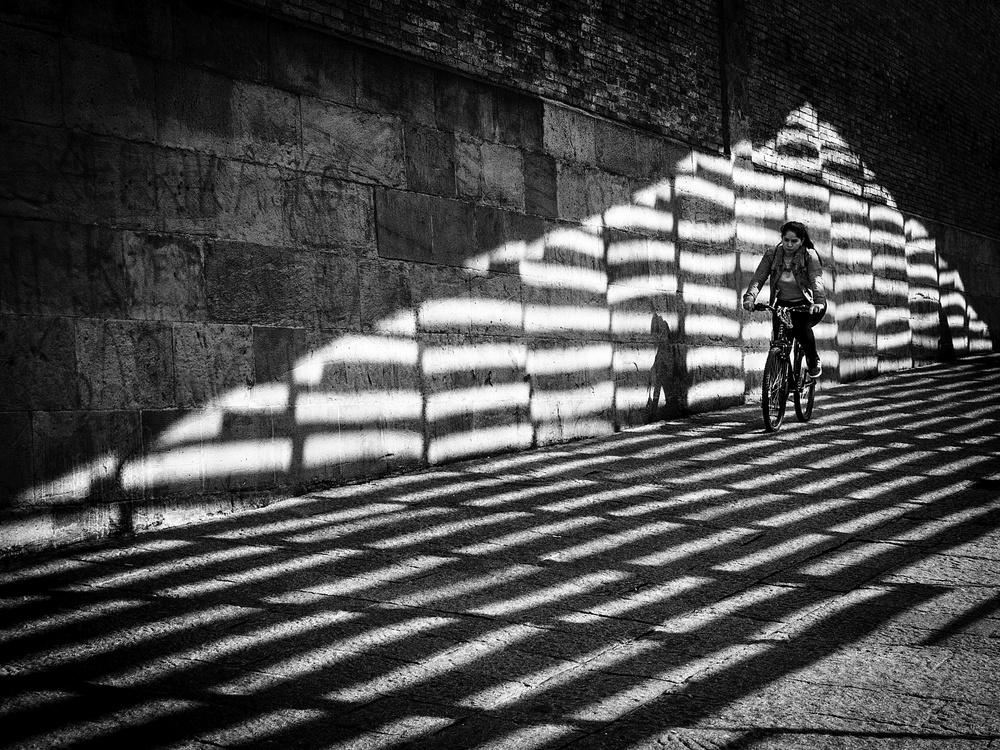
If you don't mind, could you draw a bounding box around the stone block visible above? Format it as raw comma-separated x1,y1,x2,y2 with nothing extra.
543,103,596,164
172,0,268,81
286,173,375,252
157,64,300,168
0,217,78,316
375,188,433,263
358,258,412,333
557,164,631,223
30,409,142,505
0,119,71,221
315,250,361,330
524,151,558,218
62,39,156,141
204,240,317,327
76,319,175,409
455,135,484,201
431,196,476,265
635,132,689,181
409,263,471,335
0,314,78,410
469,272,524,336
481,143,524,211
67,0,172,57
173,323,254,408
268,21,354,103
66,135,159,230
595,120,637,176
404,124,456,197
435,71,496,140
123,231,207,322
0,412,33,507
301,97,405,187
0,1,64,31
357,46,434,125
253,326,307,383
0,23,61,126
496,89,543,151
75,224,129,319
156,152,289,245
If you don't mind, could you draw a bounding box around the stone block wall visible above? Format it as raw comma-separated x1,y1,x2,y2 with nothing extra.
1,0,998,553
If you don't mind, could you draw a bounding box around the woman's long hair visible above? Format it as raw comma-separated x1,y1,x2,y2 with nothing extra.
780,221,815,250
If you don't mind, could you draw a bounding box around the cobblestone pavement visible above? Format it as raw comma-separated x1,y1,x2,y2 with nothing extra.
3,354,1000,750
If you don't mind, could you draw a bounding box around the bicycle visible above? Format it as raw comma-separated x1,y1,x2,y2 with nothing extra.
754,302,817,432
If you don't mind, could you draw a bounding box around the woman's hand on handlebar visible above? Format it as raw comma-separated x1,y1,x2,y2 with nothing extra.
809,303,824,315
741,294,755,312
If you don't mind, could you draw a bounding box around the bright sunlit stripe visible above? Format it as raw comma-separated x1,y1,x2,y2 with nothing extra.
370,511,529,550
157,410,225,447
464,297,525,329
611,310,669,334
607,275,679,304
324,623,540,701
602,203,675,233
629,527,757,566
683,314,740,338
541,519,680,563
425,383,531,420
714,533,833,572
524,304,610,332
286,507,449,544
295,390,423,424
677,220,735,243
427,424,534,463
530,382,615,422
470,570,630,617
527,344,614,374
455,517,600,555
294,335,419,384
121,439,294,489
519,261,608,293
422,343,527,374
607,238,675,265
301,430,423,466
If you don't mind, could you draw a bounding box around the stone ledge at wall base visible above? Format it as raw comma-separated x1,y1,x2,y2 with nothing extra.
0,489,285,558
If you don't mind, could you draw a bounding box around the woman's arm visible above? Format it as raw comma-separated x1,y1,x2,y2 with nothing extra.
806,248,826,305
743,246,776,300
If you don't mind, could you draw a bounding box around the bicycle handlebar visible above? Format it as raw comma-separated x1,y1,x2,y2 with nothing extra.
753,302,812,313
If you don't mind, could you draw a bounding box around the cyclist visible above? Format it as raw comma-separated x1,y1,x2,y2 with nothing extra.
741,221,827,378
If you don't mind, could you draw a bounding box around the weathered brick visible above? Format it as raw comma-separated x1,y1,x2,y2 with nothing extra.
301,97,405,186
0,314,78,410
76,319,175,409
62,39,156,141
172,323,254,407
0,22,61,126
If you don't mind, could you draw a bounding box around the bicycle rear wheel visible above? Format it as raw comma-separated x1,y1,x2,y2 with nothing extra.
761,348,788,432
793,342,815,421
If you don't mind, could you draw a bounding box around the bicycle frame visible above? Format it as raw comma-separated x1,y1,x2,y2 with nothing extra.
754,302,816,430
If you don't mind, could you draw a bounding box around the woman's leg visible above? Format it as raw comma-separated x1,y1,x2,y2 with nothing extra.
791,307,826,373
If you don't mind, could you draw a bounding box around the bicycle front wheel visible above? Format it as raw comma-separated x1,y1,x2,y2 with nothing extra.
761,348,788,432
793,343,815,422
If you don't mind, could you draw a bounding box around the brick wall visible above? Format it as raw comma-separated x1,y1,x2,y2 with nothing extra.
1,0,998,553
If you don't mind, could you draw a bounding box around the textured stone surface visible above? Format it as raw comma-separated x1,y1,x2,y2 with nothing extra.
76,319,175,410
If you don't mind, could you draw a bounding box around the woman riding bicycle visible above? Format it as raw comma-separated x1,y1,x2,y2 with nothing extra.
742,221,827,378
